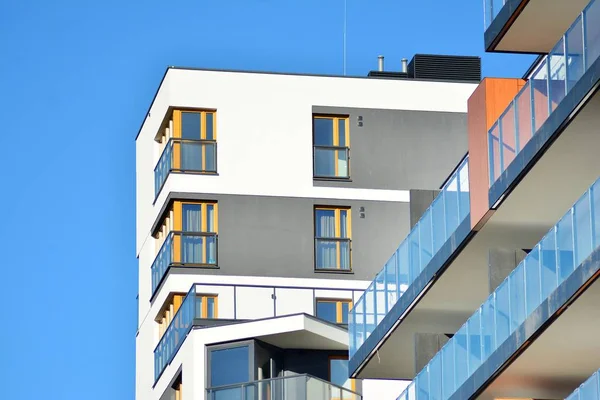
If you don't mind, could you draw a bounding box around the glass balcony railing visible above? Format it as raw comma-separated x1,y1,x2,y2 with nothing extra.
566,369,600,400
206,374,361,400
151,231,218,295
154,138,217,196
349,157,470,358
489,0,600,186
397,176,600,400
484,0,506,29
154,286,197,382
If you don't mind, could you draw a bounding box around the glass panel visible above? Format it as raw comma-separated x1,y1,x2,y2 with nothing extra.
314,148,336,177
458,161,470,221
481,298,496,359
444,175,459,233
515,83,533,150
419,210,433,268
454,325,468,388
417,368,430,400
315,209,336,237
375,270,387,323
317,301,337,324
509,266,526,331
181,112,201,139
525,246,542,315
468,310,482,374
195,296,204,318
364,283,376,339
205,112,215,140
579,372,600,399
431,193,446,252
207,297,216,318
340,210,348,238
531,58,550,132
314,118,334,146
594,186,600,249
441,341,455,397
385,254,398,307
495,281,510,345
210,346,250,387
566,16,585,91
500,105,517,170
182,234,205,264
338,119,347,146
398,242,410,294
557,211,575,284
352,299,364,355
574,192,592,265
429,351,442,400
182,204,202,232
330,358,352,390
549,37,567,111
408,228,421,281
585,0,600,69
205,143,217,172
539,231,558,304
340,240,351,270
180,141,202,171
315,239,339,269
489,123,501,183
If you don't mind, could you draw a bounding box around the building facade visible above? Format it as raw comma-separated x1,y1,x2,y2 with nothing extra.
135,60,478,400
349,1,600,399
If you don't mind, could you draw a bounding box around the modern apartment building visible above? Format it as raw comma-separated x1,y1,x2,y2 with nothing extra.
348,1,600,399
135,56,480,400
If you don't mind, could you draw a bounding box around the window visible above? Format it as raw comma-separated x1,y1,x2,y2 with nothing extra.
194,294,218,319
209,345,250,387
315,207,351,270
329,356,355,393
316,299,352,324
156,293,186,339
155,109,217,196
313,115,350,179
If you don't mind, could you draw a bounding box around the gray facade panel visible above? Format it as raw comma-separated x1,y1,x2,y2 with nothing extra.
312,106,468,191
169,193,409,281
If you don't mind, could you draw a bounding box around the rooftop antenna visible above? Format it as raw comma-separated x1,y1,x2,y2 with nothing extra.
343,0,347,75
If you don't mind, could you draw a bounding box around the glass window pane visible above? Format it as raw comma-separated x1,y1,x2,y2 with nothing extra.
181,112,201,140
341,302,350,324
316,301,337,324
338,119,347,146
314,148,336,177
525,246,542,315
180,141,202,171
566,16,584,91
205,143,216,172
340,210,348,238
182,204,203,232
557,211,575,284
205,112,215,140
315,209,336,237
207,204,215,232
195,296,203,318
574,192,592,266
207,297,216,318
314,118,334,146
337,149,349,178
495,281,510,345
315,239,338,269
210,346,250,387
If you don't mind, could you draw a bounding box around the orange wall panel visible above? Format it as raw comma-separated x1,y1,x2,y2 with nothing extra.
468,78,525,230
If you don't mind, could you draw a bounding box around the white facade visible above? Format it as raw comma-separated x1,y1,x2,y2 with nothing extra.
136,67,475,400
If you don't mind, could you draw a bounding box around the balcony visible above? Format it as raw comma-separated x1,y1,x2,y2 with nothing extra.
348,157,470,377
483,0,589,53
206,374,361,400
398,177,600,400
151,231,218,295
154,138,217,197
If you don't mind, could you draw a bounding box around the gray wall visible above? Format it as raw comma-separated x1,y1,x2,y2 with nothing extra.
312,106,468,191
168,192,409,281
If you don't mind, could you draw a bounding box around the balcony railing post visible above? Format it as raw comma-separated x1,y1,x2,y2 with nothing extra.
513,99,520,153
546,57,552,116
582,10,588,70
498,118,504,173
529,80,536,144
563,34,569,95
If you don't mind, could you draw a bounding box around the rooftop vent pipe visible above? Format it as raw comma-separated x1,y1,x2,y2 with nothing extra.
378,55,384,72
401,58,408,73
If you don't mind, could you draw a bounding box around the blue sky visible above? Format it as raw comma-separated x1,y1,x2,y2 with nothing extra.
0,1,535,399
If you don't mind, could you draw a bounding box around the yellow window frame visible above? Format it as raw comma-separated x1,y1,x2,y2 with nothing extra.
315,206,352,270
172,109,217,171
171,200,219,264
313,115,350,177
196,294,219,318
156,293,186,340
316,298,353,324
